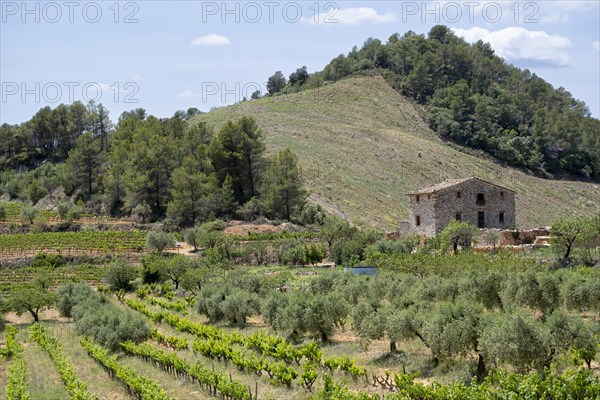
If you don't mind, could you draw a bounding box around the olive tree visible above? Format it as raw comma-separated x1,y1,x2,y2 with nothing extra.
479,229,500,253
546,309,597,369
501,271,560,315
480,310,551,372
7,285,56,322
146,231,175,253
439,220,478,254
220,289,261,327
132,202,152,223
352,302,386,349
159,255,192,290
183,226,204,251
550,216,593,260
20,206,38,225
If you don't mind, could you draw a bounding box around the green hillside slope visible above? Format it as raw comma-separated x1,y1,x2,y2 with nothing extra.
194,73,600,229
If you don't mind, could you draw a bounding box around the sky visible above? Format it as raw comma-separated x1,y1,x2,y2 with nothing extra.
1,0,599,124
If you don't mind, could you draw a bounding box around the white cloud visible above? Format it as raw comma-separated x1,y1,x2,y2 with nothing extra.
541,1,598,23
304,7,397,25
453,27,571,66
540,13,570,24
190,34,230,47
593,41,600,51
132,75,144,81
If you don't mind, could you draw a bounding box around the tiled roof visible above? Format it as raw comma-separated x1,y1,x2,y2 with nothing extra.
408,177,515,195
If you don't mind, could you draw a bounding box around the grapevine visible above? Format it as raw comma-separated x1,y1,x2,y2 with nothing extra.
145,296,189,314
30,324,97,400
149,328,188,351
5,326,31,400
80,337,173,400
120,341,251,400
0,231,146,259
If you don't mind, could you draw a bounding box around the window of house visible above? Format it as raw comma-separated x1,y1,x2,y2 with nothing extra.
455,213,462,221
476,193,485,205
427,195,431,200
500,191,505,199
457,191,461,199
499,212,505,224
416,195,420,202
415,215,421,226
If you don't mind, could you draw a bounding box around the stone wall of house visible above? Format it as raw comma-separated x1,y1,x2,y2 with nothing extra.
433,180,515,234
407,193,437,237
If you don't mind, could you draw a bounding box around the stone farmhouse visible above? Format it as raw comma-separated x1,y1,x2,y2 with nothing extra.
404,177,516,237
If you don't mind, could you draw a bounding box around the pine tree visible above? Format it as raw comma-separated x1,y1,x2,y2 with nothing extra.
264,149,306,221
66,132,104,197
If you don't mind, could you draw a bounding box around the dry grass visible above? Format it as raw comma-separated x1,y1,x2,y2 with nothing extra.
193,74,600,229
47,323,133,400
19,329,70,400
2,316,133,400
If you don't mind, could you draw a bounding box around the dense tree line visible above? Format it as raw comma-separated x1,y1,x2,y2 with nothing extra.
0,107,307,226
0,101,111,169
266,25,600,179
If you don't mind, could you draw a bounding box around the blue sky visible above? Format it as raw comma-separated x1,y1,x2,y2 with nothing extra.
1,1,599,124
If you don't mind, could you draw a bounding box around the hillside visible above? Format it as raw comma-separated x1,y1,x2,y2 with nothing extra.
194,74,600,229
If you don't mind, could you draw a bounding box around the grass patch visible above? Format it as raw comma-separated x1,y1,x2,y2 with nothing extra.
19,329,70,400
193,74,600,229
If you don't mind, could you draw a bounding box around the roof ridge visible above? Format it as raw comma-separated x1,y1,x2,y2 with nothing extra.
408,176,514,194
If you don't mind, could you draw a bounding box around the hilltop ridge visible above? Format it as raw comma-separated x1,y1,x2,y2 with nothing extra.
194,74,600,229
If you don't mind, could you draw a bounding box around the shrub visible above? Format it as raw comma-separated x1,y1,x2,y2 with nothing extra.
68,204,85,221
31,253,66,269
236,197,263,221
105,262,138,291
5,178,24,199
304,243,327,265
201,219,226,232
56,282,93,318
57,202,72,220
57,282,149,350
141,255,165,284
300,203,325,225
0,204,6,221
31,216,49,233
365,234,421,260
330,228,382,265
277,239,307,266
28,180,47,204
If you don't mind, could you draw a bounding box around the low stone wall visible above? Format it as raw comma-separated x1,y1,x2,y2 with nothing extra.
499,227,550,246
